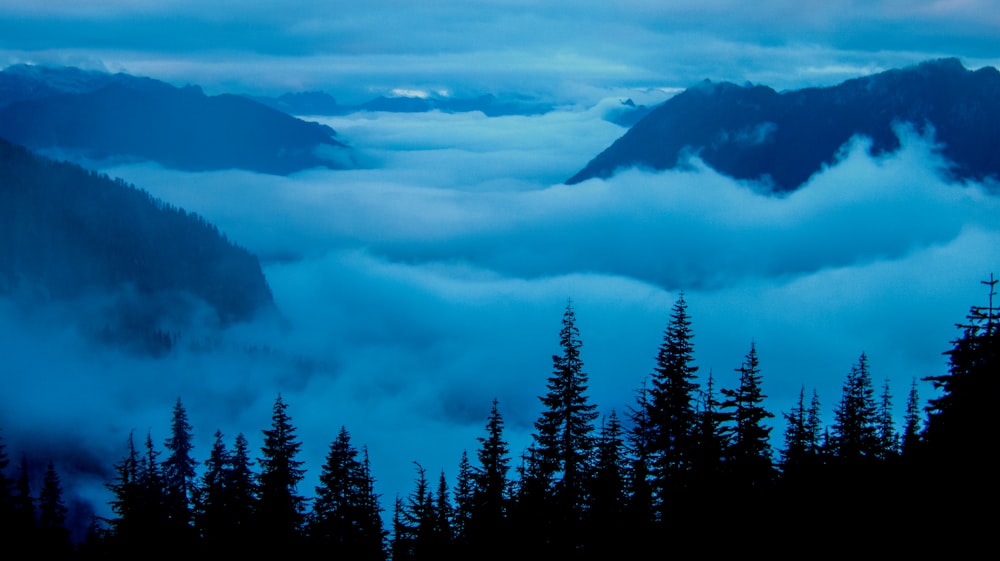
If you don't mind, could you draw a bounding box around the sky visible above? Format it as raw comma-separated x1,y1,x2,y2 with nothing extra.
2,0,1000,532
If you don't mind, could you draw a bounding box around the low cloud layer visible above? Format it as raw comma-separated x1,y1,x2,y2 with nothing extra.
3,105,998,527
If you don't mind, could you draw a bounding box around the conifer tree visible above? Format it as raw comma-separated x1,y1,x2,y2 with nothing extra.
309,426,386,560
471,398,510,547
625,382,654,533
194,429,232,550
900,379,922,457
227,432,258,544
831,353,878,463
781,387,810,469
588,411,628,555
163,397,197,543
38,460,71,555
431,470,454,558
107,432,141,548
452,451,473,550
875,379,898,460
690,372,728,488
257,394,307,548
720,342,775,489
646,293,700,515
530,300,599,549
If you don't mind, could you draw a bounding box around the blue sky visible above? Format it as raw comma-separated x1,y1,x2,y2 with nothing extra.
2,0,1000,528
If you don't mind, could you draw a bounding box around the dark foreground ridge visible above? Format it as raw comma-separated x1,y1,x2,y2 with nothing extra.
568,58,1000,191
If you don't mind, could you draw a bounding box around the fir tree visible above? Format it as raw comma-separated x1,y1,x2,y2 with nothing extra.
257,394,307,548
309,427,386,560
452,451,474,550
38,460,71,555
0,431,13,542
900,379,922,457
470,398,510,548
194,429,231,550
720,341,775,489
646,293,700,516
587,411,628,555
875,379,898,460
12,455,36,544
163,397,197,543
530,300,599,550
831,353,878,463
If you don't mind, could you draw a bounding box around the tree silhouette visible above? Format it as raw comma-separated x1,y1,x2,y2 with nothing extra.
720,341,775,490
530,300,599,551
163,397,197,545
645,293,700,518
38,460,71,555
257,394,306,548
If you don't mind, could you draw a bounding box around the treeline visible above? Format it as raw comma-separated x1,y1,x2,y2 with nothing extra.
0,138,274,353
1,281,997,558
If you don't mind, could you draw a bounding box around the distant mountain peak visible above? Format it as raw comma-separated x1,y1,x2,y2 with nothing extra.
567,58,1000,191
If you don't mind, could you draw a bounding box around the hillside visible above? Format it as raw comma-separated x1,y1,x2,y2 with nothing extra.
0,138,274,352
567,58,1000,191
0,64,354,175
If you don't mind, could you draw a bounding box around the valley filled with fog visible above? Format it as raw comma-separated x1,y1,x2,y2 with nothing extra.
5,97,997,520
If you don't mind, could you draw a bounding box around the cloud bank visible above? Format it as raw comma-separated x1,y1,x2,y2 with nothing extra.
2,105,994,526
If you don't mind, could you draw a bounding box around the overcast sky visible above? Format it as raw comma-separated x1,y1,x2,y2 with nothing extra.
2,0,1000,531
2,1,999,101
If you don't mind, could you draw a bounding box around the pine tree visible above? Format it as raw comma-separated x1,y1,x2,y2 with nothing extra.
431,470,454,558
470,398,510,548
107,432,141,548
530,300,599,550
194,429,232,550
900,379,922,457
587,411,628,556
690,371,728,489
452,451,473,550
309,426,386,560
163,397,197,543
831,353,878,464
227,432,259,546
720,341,775,490
646,293,700,516
38,460,71,555
875,379,898,460
257,394,307,548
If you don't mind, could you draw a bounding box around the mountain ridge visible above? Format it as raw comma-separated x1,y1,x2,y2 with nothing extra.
0,64,355,175
567,58,1000,191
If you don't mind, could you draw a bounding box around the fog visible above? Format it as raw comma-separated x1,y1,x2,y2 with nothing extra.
3,103,997,526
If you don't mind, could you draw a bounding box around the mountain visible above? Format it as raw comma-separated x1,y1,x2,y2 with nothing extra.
0,64,355,175
567,58,1000,191
0,138,274,353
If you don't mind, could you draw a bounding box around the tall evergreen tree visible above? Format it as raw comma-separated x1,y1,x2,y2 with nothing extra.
470,398,510,549
875,379,898,460
452,450,473,551
900,379,922,457
720,341,775,489
257,394,307,548
690,371,728,488
227,432,259,544
194,429,232,550
646,293,700,516
530,300,599,550
587,411,628,556
308,426,386,560
831,353,879,463
163,397,197,543
38,460,71,555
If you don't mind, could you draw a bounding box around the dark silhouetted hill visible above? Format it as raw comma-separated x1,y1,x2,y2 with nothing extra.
567,58,1000,191
0,138,274,352
0,64,354,175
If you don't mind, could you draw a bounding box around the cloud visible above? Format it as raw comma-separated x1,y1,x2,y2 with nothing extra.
3,105,969,522
2,1,997,101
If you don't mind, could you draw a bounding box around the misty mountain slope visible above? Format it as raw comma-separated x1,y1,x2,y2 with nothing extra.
0,138,274,351
0,65,355,175
250,90,555,117
567,58,1000,191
